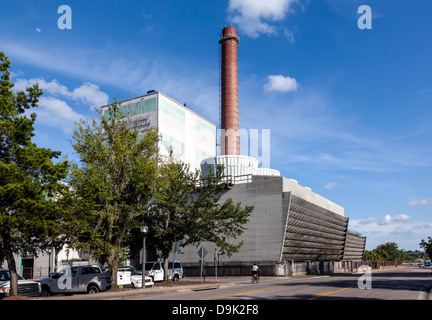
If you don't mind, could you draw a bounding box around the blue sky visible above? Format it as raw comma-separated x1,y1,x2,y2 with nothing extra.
1,0,432,251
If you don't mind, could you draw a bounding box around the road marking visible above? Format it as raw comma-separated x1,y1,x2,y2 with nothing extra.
307,287,352,300
200,287,280,300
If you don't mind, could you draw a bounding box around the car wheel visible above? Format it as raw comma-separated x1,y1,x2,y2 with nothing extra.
87,284,100,294
41,286,51,297
173,274,179,281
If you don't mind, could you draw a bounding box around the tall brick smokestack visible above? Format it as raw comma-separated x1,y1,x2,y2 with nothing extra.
219,26,240,155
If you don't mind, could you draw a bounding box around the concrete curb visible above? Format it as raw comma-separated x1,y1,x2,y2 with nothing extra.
36,282,235,300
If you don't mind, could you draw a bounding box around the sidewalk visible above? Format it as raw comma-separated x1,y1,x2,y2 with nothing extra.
36,277,240,300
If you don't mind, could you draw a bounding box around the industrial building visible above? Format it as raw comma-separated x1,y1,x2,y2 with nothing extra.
178,26,366,276
101,90,217,172
103,26,367,276
5,26,366,279
179,171,366,276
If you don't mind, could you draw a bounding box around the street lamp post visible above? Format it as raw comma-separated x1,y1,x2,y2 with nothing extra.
140,225,149,289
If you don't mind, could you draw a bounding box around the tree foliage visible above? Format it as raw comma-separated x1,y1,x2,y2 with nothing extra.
146,152,254,281
0,52,69,296
420,237,432,260
67,100,159,287
364,242,405,263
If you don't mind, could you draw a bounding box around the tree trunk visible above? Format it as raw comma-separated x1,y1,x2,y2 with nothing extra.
162,246,171,282
163,255,169,282
108,251,119,289
54,248,59,272
2,226,18,296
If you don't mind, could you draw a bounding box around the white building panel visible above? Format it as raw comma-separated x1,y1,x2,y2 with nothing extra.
101,91,216,172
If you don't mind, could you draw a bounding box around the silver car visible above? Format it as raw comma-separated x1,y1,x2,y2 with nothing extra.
40,265,111,296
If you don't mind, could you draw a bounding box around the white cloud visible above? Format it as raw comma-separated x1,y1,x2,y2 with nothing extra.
282,28,296,43
70,82,109,109
413,223,432,229
390,228,414,236
357,214,411,226
15,78,68,96
35,28,41,33
264,74,299,93
227,0,299,38
324,182,338,189
349,214,425,248
3,40,218,122
36,97,84,133
14,78,108,110
14,78,103,133
406,198,432,207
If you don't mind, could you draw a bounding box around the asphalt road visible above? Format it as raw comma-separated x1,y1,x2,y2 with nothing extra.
31,266,430,319
128,265,431,301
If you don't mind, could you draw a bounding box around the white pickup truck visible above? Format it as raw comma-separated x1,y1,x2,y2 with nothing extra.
118,267,154,288
40,265,111,296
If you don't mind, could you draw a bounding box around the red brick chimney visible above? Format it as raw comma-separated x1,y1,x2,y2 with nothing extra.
219,26,240,155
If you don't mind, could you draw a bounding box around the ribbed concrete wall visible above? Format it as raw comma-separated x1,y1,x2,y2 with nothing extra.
343,232,366,261
283,195,349,261
178,175,362,269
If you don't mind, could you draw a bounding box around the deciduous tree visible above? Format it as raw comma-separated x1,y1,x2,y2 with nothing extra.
147,153,253,281
420,237,432,260
68,100,159,287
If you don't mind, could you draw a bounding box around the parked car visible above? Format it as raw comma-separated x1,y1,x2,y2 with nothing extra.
119,265,139,274
40,265,111,296
0,269,41,299
118,268,154,288
136,261,183,282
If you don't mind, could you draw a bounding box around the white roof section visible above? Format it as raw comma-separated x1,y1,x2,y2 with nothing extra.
282,177,344,216
100,90,216,128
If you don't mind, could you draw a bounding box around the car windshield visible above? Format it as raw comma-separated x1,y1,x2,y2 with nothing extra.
164,262,181,269
119,268,137,275
145,263,155,270
0,270,24,281
137,263,159,271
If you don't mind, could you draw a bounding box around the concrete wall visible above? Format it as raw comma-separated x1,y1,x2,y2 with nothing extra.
158,93,216,171
179,175,289,264
343,232,366,261
178,174,364,274
7,246,88,280
183,260,368,277
102,94,158,134
283,194,349,261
